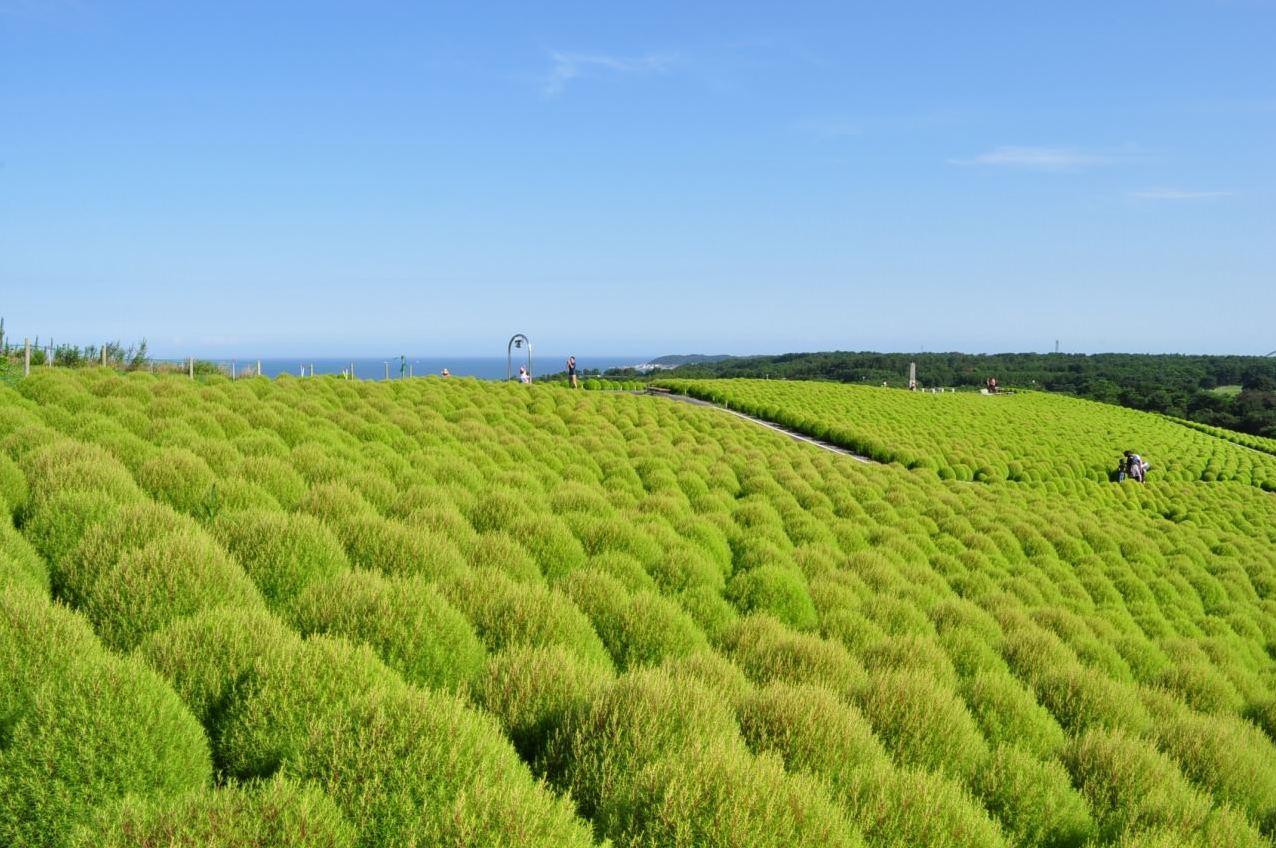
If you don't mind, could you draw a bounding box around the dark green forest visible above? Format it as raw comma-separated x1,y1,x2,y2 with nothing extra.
606,352,1276,439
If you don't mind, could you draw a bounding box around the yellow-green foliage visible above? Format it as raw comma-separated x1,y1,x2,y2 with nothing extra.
287,686,598,848
440,567,614,670
0,588,212,848
213,511,350,609
74,775,356,848
473,643,613,762
6,368,1276,846
657,378,1276,487
288,569,485,692
81,528,265,651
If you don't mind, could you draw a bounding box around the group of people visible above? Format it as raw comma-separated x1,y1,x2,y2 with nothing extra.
1116,450,1150,483
514,355,579,386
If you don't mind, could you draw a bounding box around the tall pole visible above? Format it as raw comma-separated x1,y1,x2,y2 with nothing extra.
257,359,262,377
24,338,31,377
384,361,390,380
189,357,194,379
908,361,916,391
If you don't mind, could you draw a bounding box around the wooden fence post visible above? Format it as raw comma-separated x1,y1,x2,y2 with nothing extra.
24,338,31,377
189,357,194,379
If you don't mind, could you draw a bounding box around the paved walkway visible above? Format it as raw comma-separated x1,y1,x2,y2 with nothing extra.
643,389,876,464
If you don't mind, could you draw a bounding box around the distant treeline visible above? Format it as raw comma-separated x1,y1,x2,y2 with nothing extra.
606,352,1276,439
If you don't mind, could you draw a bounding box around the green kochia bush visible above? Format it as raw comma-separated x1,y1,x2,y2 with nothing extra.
1144,693,1276,835
737,682,890,783
562,569,707,670
0,588,213,848
1063,727,1213,842
81,528,266,651
547,668,743,821
440,567,613,671
473,644,614,763
138,605,296,725
0,452,27,514
288,569,485,693
725,564,819,631
610,740,864,847
136,447,219,515
215,635,404,780
718,613,866,691
852,668,989,781
972,744,1095,848
213,511,350,610
286,686,597,848
962,670,1068,758
0,518,47,595
74,774,356,848
842,762,1009,848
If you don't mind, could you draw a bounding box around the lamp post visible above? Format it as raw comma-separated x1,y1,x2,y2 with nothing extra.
507,334,532,382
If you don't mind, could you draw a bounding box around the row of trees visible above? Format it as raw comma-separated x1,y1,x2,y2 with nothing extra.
606,352,1276,439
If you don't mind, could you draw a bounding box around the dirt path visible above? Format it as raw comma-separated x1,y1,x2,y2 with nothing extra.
643,389,876,464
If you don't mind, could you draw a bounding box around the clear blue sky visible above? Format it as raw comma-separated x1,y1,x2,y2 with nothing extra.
2,1,1273,357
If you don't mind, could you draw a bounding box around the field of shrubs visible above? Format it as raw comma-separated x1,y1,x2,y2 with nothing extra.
657,378,1276,489
2,368,1276,847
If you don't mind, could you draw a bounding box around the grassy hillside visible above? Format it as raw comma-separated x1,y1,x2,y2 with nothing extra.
657,378,1276,489
2,369,1275,847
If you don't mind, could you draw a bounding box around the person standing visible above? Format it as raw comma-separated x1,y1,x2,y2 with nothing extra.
519,365,531,385
567,355,578,388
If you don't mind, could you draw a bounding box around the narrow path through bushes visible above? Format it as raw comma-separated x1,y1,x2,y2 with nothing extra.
641,389,876,464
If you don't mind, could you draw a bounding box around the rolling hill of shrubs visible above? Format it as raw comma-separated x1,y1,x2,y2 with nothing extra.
2,368,1276,847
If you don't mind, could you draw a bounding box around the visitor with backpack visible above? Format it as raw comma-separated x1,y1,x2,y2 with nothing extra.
1121,450,1148,483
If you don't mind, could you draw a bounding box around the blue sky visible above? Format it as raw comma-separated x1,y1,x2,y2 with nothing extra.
2,1,1273,357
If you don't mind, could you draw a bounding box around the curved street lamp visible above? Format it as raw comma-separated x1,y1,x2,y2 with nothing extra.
507,334,532,381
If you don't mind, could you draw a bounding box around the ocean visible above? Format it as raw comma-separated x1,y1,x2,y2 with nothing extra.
211,356,644,381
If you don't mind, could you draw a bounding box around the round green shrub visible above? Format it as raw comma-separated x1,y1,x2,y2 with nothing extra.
20,440,142,510
1033,664,1152,736
64,500,196,606
726,565,819,631
21,492,120,577
853,668,989,781
659,649,754,705
213,511,349,610
503,513,587,581
286,685,597,848
288,569,485,693
136,447,219,515
82,528,266,651
1063,727,1213,843
341,514,468,582
473,643,613,763
678,583,739,642
841,761,1009,848
138,605,296,725
0,453,27,515
546,668,743,819
467,530,542,583
439,567,613,671
962,670,1068,758
1154,660,1246,715
861,633,960,689
73,774,356,848
216,634,404,779
0,520,48,596
1145,693,1276,835
972,744,1095,848
0,592,213,848
718,614,866,691
609,739,864,847
580,551,656,592
738,682,889,783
